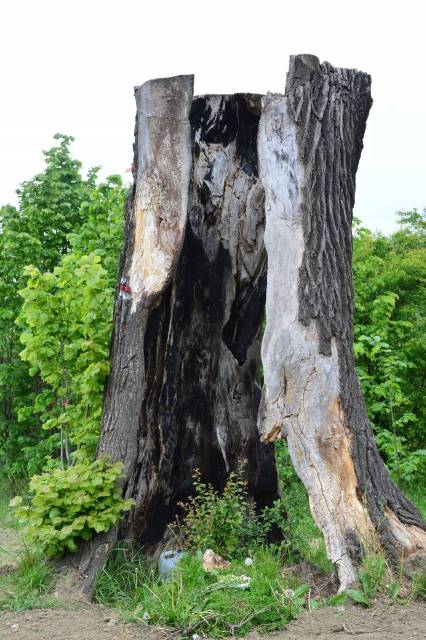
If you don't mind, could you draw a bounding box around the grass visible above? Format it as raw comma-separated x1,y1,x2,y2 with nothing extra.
94,538,424,637
0,482,56,611
95,545,310,637
410,569,426,600
91,449,346,637
0,549,57,611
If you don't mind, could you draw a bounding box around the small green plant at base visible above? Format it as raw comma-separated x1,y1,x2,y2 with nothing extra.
330,552,389,608
359,552,387,600
178,470,264,558
9,459,133,556
386,580,401,601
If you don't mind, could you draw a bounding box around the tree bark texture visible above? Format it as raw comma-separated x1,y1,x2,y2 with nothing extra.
80,77,278,594
258,54,426,589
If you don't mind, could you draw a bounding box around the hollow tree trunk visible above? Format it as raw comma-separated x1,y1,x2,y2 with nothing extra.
79,77,278,594
258,55,426,589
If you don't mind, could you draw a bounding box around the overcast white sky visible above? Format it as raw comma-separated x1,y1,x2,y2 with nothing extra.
1,0,425,233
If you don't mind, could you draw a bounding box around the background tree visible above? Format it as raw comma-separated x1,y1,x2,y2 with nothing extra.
353,210,426,483
18,254,114,464
0,135,126,477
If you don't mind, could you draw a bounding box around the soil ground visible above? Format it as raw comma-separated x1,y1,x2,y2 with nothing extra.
0,601,425,640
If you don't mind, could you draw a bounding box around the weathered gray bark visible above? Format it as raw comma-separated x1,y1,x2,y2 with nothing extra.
79,78,278,595
258,54,426,589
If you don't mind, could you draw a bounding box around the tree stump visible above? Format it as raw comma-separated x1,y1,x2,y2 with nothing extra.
80,56,426,595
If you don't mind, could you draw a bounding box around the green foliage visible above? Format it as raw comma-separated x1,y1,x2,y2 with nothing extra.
410,570,426,600
406,485,426,520
329,550,426,608
0,136,92,467
0,133,126,477
181,455,331,572
0,480,16,528
95,545,308,637
10,460,133,556
17,253,114,461
15,134,92,272
328,552,387,609
179,471,264,558
68,174,126,286
353,209,426,483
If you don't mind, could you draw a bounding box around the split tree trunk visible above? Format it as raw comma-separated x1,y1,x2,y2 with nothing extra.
80,77,278,594
258,54,426,589
81,56,426,596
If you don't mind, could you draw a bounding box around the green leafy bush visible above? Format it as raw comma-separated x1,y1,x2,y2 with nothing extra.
0,134,126,478
179,471,264,558
10,460,133,556
179,457,331,571
0,135,98,478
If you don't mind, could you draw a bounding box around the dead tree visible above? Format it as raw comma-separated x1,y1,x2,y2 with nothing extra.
80,76,278,594
80,56,426,595
258,54,426,589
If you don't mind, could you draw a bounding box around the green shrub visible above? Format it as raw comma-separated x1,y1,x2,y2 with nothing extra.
180,457,332,571
178,470,264,558
0,136,126,480
353,212,426,485
9,459,133,556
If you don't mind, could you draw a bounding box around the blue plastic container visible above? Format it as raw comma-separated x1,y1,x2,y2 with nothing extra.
158,549,185,580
